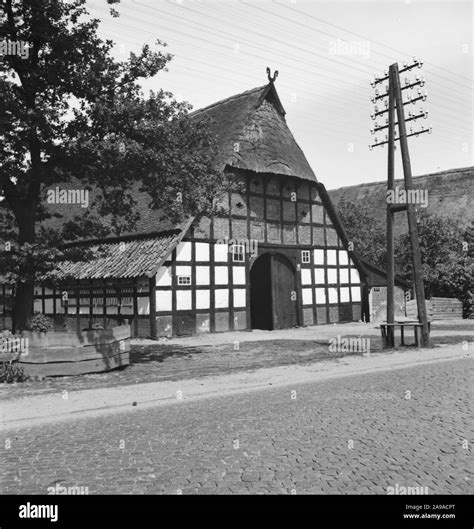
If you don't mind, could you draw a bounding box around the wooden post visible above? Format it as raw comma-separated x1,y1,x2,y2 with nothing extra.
392,63,430,347
386,64,396,348
76,281,80,332
102,285,107,329
89,279,93,329
133,279,138,337
149,277,157,338
116,284,121,326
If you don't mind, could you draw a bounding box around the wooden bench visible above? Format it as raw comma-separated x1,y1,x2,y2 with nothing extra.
380,320,431,348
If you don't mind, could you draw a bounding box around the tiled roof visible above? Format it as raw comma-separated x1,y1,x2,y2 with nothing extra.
57,231,183,280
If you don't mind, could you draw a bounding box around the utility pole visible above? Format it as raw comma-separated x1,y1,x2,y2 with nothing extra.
386,66,395,347
369,58,431,347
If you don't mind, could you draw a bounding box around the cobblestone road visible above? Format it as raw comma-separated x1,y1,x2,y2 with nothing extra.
1,358,472,495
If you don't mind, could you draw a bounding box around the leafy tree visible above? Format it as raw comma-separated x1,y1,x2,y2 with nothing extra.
337,197,473,317
395,211,473,317
335,197,386,267
0,0,223,330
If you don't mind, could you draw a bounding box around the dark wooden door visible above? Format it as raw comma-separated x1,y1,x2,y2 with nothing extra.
250,254,273,330
271,253,298,329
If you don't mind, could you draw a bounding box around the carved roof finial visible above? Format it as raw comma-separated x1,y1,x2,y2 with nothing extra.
266,67,279,83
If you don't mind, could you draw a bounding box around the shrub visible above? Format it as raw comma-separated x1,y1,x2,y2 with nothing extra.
29,313,53,333
0,361,28,383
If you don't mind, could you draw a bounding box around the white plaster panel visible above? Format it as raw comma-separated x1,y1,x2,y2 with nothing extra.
176,290,192,310
313,249,325,265
340,268,349,284
301,269,312,285
92,306,103,315
156,266,172,287
214,243,228,262
315,288,326,305
44,299,54,314
350,268,360,284
339,250,349,266
196,266,210,285
351,286,361,302
340,287,350,303
302,288,313,305
215,266,229,285
155,291,170,312
195,242,210,261
176,241,192,261
33,299,42,312
314,268,325,285
232,267,246,285
327,250,338,266
196,290,210,309
327,269,338,284
55,298,62,313
215,289,229,308
233,289,246,307
106,306,118,315
328,287,338,304
176,266,192,277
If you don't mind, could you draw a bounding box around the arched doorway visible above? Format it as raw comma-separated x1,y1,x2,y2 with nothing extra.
250,252,298,330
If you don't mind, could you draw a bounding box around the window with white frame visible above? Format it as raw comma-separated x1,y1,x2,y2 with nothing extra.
177,276,191,286
301,250,310,264
231,244,245,263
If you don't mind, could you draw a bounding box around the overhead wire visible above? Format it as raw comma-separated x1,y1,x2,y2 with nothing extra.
94,2,472,128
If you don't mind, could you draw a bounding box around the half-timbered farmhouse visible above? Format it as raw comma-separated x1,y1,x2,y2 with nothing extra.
1,79,370,337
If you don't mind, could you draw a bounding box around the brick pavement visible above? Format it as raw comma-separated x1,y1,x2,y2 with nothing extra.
1,358,472,495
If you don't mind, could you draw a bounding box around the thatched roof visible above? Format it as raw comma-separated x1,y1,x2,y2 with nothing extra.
1,82,317,263
190,83,317,182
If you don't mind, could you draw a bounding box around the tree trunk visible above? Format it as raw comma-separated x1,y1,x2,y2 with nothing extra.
13,281,35,332
12,213,36,333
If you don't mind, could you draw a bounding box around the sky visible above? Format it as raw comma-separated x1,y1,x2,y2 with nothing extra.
87,0,473,190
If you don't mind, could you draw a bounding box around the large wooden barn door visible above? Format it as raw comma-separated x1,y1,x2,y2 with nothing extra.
271,253,298,330
250,253,298,330
250,254,273,330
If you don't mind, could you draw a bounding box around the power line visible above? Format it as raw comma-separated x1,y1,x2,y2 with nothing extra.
242,0,473,97
96,11,472,136
96,3,472,125
273,0,474,87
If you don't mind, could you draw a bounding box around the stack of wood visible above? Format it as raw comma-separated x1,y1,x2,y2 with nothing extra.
430,297,463,320
406,298,462,321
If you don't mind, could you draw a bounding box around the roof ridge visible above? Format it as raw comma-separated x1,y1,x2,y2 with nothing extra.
61,227,184,248
189,84,268,117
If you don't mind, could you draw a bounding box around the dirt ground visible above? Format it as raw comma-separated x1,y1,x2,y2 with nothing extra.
0,319,472,401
